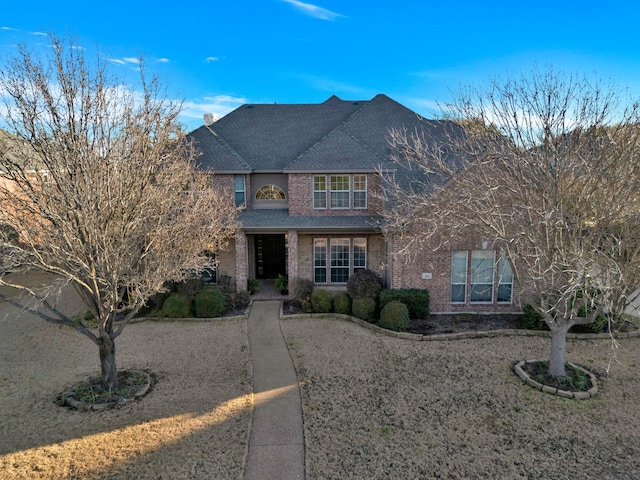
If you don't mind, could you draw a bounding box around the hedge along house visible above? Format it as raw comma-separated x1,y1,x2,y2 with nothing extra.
188,94,522,314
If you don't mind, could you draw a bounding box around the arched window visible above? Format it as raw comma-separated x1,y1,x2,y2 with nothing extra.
255,184,286,200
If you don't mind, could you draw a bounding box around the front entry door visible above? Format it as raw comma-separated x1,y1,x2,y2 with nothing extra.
256,234,286,279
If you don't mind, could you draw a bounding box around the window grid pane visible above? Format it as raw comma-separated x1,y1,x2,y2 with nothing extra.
313,176,327,209
353,238,366,270
451,251,467,303
470,250,494,303
497,256,513,303
330,175,349,209
353,175,367,209
314,239,327,283
330,239,350,283
234,175,245,207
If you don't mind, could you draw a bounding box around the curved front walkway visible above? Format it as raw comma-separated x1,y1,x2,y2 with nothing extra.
244,301,305,480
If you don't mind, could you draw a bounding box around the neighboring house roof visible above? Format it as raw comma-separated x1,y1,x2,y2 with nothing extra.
188,94,464,175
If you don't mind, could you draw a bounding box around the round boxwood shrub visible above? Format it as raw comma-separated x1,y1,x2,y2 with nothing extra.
333,291,352,315
379,301,410,331
195,287,227,318
162,292,192,318
311,288,333,313
347,269,383,300
380,288,430,318
352,297,377,322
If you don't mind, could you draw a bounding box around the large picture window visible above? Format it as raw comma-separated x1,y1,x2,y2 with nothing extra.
313,238,367,284
451,250,513,304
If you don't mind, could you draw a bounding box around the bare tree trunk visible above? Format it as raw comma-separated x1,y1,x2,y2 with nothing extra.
99,335,117,390
549,325,569,377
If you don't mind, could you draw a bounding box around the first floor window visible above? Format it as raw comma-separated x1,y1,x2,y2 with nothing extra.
314,239,327,283
451,251,468,303
353,238,367,272
451,250,513,304
497,255,514,303
470,250,495,302
314,238,367,284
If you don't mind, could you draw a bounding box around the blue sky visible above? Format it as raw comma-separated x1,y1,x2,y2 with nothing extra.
2,0,640,131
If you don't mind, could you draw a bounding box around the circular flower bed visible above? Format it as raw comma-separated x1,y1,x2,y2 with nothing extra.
60,370,152,411
514,360,598,399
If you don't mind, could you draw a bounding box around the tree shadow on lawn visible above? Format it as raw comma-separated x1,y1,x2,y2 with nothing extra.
0,309,254,479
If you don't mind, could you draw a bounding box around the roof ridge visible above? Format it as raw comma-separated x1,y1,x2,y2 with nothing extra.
284,98,372,169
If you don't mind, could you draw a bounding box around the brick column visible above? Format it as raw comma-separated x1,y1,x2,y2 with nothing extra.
235,231,248,292
287,230,298,280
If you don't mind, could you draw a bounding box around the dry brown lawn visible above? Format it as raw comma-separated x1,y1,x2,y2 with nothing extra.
0,279,252,480
282,318,640,480
2,273,640,479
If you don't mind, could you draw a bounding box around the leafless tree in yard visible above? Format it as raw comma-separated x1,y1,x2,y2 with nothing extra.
382,69,640,377
0,35,238,389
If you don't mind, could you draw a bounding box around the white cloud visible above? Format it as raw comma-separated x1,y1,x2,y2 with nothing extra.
180,94,247,129
123,57,140,65
281,0,344,20
156,58,170,63
206,56,219,63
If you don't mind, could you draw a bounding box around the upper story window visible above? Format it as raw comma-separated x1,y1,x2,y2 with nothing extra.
313,174,367,210
234,175,246,207
255,184,286,200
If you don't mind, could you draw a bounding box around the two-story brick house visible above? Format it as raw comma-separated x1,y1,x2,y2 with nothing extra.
189,94,521,314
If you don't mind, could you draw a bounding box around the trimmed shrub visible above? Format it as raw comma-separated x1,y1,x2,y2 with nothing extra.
521,304,548,330
380,288,430,318
292,277,314,312
347,269,383,299
194,287,227,318
225,290,251,312
311,288,333,313
333,291,352,315
176,277,204,300
379,301,410,331
162,292,192,318
352,297,377,322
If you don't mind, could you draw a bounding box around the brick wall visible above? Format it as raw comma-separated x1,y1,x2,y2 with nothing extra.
288,173,383,216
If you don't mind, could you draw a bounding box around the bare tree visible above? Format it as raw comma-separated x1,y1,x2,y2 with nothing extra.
0,35,238,389
382,69,640,377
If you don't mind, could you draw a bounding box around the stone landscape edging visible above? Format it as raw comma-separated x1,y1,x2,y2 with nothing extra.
281,310,640,342
513,360,599,400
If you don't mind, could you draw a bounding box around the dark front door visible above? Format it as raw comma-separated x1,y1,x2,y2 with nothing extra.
256,234,286,279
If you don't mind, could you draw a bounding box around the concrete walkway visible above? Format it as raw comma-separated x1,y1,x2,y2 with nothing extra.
244,301,305,480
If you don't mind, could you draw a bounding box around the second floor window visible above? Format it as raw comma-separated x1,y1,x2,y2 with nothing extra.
313,174,367,210
234,175,246,207
255,184,286,200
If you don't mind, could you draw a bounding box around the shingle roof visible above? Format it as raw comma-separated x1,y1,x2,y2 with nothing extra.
188,94,464,174
239,209,382,232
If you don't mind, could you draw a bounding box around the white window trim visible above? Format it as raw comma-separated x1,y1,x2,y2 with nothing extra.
451,250,468,304
313,175,327,210
330,175,350,210
353,174,367,209
313,237,367,284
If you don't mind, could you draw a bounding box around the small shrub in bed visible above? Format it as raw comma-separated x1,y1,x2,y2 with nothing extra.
521,304,548,330
379,301,410,331
571,313,609,334
380,288,430,318
333,291,352,315
347,269,383,300
292,277,315,312
352,297,377,322
194,287,227,318
162,292,192,318
311,288,333,313
225,290,250,312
